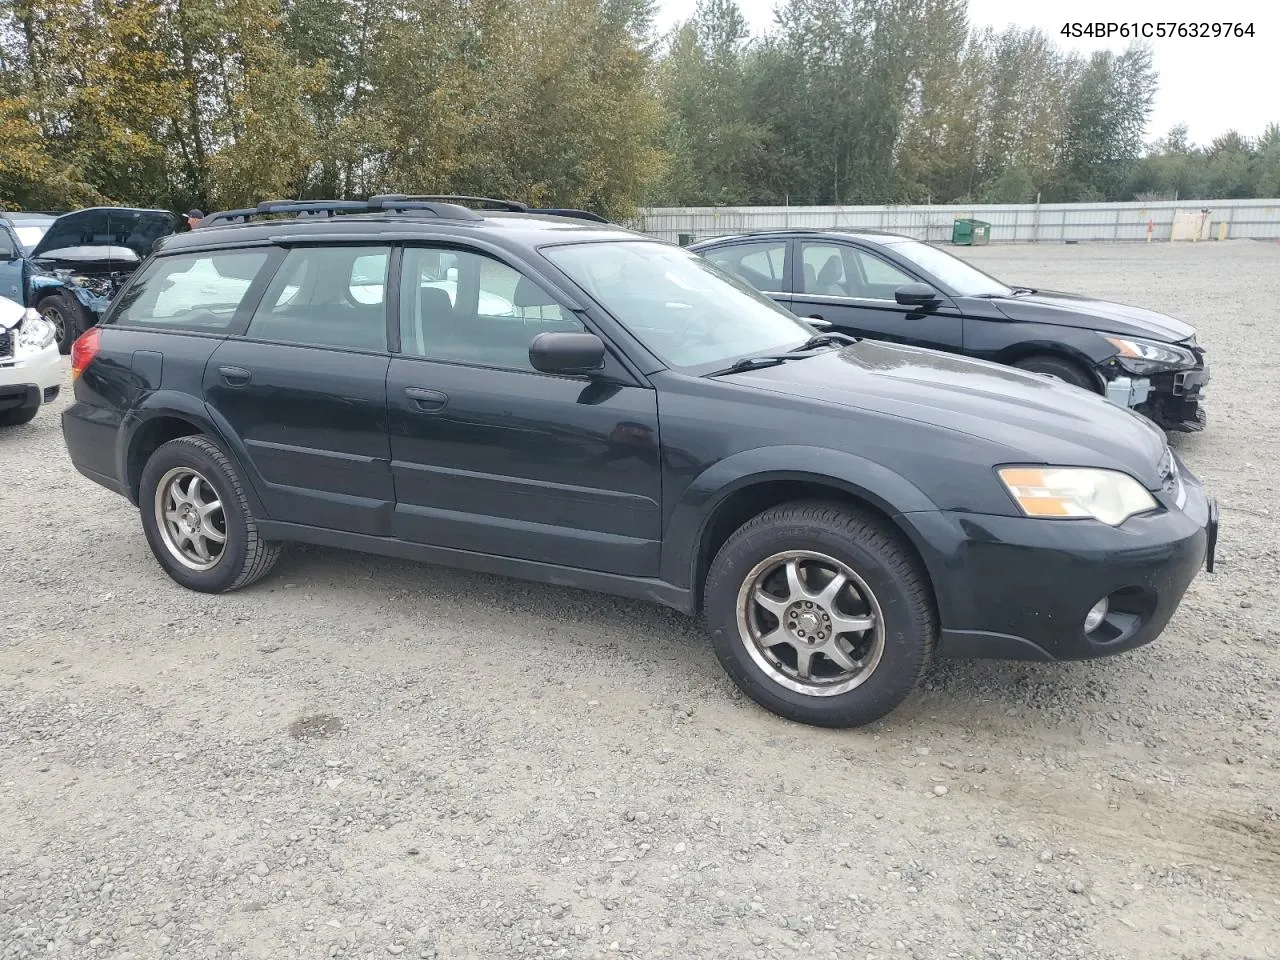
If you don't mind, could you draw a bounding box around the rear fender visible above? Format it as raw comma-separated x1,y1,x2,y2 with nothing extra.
119,391,269,518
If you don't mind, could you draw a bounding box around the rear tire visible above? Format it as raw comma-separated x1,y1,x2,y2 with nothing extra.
39,293,93,355
1011,354,1097,392
703,500,936,728
138,435,282,593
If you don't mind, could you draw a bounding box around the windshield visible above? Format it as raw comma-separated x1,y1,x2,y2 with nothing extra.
543,241,811,369
14,224,49,253
886,239,1012,298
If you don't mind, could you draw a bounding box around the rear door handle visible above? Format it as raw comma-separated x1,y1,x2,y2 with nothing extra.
404,386,448,412
218,365,251,386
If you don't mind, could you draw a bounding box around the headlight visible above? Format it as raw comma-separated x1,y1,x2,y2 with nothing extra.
15,308,56,351
998,466,1158,526
1103,335,1196,375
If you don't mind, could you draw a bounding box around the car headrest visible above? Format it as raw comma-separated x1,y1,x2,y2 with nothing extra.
513,276,557,308
418,285,453,318
817,255,843,286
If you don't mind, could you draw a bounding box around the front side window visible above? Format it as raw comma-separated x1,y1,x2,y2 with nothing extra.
884,239,1011,297
399,247,583,371
111,250,269,330
801,243,851,296
544,240,810,370
246,246,389,351
702,241,787,292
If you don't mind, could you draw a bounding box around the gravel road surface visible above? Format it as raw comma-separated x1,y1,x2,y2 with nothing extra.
2,240,1277,960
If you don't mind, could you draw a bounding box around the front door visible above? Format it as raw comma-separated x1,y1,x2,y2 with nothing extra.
0,225,25,303
203,244,395,536
386,245,663,577
790,240,965,351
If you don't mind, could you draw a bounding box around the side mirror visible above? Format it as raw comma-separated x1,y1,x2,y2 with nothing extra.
529,331,605,375
895,282,941,307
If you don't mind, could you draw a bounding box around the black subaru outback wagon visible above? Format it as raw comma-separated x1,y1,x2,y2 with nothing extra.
61,196,1219,728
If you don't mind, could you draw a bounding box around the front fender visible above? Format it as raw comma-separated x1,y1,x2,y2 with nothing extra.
118,392,268,518
28,273,66,304
659,445,939,589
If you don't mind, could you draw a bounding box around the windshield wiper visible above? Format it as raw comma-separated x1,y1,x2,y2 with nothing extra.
788,332,859,352
704,355,796,377
1011,286,1035,296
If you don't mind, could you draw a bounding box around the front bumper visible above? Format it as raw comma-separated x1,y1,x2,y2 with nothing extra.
1101,356,1209,433
904,457,1216,662
0,341,62,410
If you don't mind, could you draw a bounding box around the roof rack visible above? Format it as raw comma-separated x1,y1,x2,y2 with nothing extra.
201,196,484,227
390,194,531,212
380,194,610,223
527,207,610,223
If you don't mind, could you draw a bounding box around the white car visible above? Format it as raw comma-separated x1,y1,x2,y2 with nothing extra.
0,294,61,426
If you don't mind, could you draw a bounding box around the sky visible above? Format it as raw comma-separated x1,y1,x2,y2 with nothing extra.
653,0,1277,146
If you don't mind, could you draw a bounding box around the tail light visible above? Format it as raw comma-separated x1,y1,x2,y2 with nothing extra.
70,327,101,379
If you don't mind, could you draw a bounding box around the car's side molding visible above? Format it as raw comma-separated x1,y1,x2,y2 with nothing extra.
117,391,269,519
660,445,939,591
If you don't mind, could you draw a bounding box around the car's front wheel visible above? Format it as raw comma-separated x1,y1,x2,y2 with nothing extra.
1011,354,1097,392
39,293,93,355
704,501,936,728
139,435,282,593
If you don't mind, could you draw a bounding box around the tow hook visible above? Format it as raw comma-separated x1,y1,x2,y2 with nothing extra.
1105,375,1150,410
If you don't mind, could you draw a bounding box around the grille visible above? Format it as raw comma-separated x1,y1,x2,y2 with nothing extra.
0,328,12,359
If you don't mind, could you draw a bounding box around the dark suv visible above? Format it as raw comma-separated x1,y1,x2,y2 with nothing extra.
60,197,1219,728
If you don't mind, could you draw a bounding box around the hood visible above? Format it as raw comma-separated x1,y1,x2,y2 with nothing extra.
726,340,1169,487
989,289,1196,343
30,207,176,262
0,294,24,330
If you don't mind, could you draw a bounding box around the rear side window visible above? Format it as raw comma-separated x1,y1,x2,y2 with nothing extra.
703,241,786,292
110,251,269,331
247,246,389,352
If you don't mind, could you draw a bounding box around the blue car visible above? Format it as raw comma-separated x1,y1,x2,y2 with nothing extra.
0,207,176,353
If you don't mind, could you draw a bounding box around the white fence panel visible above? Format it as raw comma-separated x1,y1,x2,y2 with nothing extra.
634,199,1280,245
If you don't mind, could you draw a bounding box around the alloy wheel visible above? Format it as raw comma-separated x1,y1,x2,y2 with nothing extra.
735,550,885,697
153,467,227,571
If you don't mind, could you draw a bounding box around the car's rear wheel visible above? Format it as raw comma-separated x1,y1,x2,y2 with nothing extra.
704,500,936,728
39,293,94,355
139,435,281,593
1011,354,1097,392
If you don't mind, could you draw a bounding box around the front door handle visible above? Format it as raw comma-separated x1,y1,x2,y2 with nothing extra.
218,365,251,386
405,386,448,412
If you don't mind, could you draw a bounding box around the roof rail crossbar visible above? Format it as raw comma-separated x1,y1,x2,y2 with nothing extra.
201,198,484,227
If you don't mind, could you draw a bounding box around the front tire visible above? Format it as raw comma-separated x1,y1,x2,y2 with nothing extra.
39,293,94,355
1011,354,1098,392
704,501,936,728
138,435,282,593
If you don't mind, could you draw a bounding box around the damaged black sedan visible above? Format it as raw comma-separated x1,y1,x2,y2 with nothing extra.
690,230,1209,432
0,207,176,353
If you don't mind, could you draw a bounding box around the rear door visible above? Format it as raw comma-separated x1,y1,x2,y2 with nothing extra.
790,240,965,351
203,244,395,536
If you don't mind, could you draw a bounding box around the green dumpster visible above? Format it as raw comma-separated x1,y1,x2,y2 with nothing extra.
677,232,693,247
952,218,991,246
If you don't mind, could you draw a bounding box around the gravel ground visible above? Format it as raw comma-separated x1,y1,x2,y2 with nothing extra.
1,240,1278,960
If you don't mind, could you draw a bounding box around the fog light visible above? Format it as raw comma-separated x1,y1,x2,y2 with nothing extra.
1084,597,1109,633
